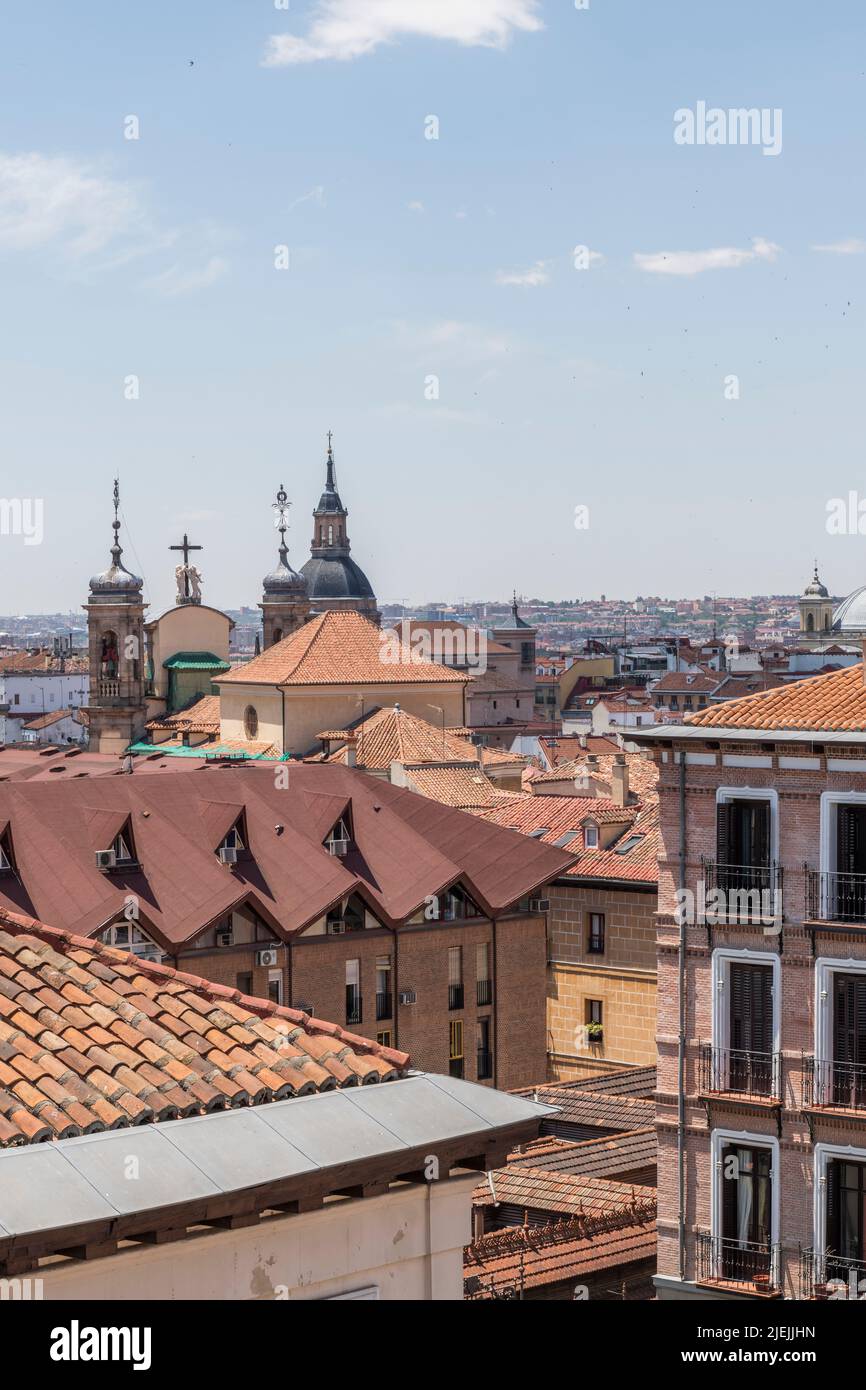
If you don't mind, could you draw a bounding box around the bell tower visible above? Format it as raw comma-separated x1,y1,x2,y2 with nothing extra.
83,481,148,754
798,564,833,645
259,484,311,648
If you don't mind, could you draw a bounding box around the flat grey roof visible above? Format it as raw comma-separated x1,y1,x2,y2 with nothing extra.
633,725,866,745
0,1074,555,1240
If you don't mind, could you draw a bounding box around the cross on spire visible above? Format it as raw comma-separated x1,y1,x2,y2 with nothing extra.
170,533,203,601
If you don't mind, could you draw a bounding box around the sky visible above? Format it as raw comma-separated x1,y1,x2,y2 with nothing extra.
0,0,864,615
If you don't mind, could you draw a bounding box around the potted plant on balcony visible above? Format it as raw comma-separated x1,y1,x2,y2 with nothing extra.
586,1021,603,1044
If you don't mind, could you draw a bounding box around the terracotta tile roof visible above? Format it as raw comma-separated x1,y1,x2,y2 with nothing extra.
0,906,409,1147
466,669,525,694
519,1088,656,1131
218,612,467,688
21,708,76,731
685,661,866,731
480,745,529,768
464,1207,656,1297
146,694,220,734
538,735,620,765
526,753,658,800
651,671,721,694
0,651,88,675
474,1166,655,1217
475,792,660,884
568,1065,657,1097
403,764,499,809
0,764,572,946
325,705,478,768
509,1129,656,1181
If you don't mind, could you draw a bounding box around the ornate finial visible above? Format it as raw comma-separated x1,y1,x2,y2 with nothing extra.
272,483,291,563
325,431,336,490
111,478,122,562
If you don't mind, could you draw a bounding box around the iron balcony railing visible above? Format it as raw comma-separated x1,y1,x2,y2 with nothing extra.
696,1232,780,1293
700,860,783,924
477,1050,493,1081
476,978,493,1007
448,983,464,1011
699,1044,780,1101
345,986,362,1026
375,991,392,1021
802,1054,866,1111
805,867,866,925
800,1247,866,1299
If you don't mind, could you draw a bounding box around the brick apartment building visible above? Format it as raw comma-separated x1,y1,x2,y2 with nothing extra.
638,661,866,1299
0,762,570,1092
480,752,659,1082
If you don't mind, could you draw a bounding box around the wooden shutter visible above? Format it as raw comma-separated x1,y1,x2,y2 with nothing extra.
717,801,732,866
838,806,859,875
835,973,866,1066
730,963,773,1055
751,801,770,869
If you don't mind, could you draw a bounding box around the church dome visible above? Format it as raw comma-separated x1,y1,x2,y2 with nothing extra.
263,546,307,596
803,566,829,599
833,585,866,632
89,482,143,600
301,554,376,601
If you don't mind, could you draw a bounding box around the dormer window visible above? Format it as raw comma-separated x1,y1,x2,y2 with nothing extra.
441,885,482,922
96,820,137,871
100,921,162,962
584,822,599,849
217,821,245,865
0,832,14,875
325,815,352,857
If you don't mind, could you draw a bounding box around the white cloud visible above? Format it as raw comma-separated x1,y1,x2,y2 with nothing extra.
143,256,229,297
262,0,543,66
495,259,550,287
407,200,425,213
0,151,146,258
396,318,515,366
811,238,865,255
634,236,780,277
288,185,326,211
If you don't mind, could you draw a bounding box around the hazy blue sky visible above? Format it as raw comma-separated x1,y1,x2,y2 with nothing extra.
1,0,864,615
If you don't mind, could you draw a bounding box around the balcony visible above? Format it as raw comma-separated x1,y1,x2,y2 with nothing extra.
701,860,783,924
375,991,392,1021
696,1232,781,1296
802,1055,866,1112
97,679,120,699
476,978,492,1007
477,1050,493,1081
345,987,362,1026
448,984,464,1011
800,1247,866,1299
699,1044,781,1103
805,867,866,925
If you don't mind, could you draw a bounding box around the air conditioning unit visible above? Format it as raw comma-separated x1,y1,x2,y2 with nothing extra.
529,898,550,913
219,846,238,865
398,989,417,1006
95,849,117,871
216,928,233,948
257,948,278,967
327,838,349,857
329,921,346,935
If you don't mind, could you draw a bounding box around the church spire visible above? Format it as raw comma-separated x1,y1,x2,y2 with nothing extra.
89,479,142,597
316,431,346,516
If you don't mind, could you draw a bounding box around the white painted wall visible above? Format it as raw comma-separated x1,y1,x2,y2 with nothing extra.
33,1173,476,1302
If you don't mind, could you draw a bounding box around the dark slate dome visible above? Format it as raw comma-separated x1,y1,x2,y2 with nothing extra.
300,554,376,601
263,545,307,597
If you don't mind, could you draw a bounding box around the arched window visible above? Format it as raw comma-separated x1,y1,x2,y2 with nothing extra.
244,705,259,740
100,630,119,677
273,627,283,645
328,524,333,545
806,612,815,632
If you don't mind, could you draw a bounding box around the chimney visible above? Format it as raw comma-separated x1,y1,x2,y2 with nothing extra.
578,733,587,750
345,734,357,768
611,753,629,807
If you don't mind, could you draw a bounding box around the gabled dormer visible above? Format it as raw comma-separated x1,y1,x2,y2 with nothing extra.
99,918,162,961
199,801,250,866
0,825,15,876
324,807,354,858
216,812,248,866
91,813,138,872
426,883,483,922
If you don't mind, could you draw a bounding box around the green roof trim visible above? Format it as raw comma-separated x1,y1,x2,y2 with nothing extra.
125,741,286,761
162,652,231,672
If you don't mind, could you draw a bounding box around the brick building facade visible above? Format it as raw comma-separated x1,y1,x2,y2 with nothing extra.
639,662,866,1300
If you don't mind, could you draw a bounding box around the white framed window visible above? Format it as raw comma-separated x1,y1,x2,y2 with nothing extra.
715,786,779,866
710,1127,780,1281
813,956,866,1104
100,922,162,962
711,947,780,1093
812,1142,866,1287
268,969,283,1006
583,821,599,849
